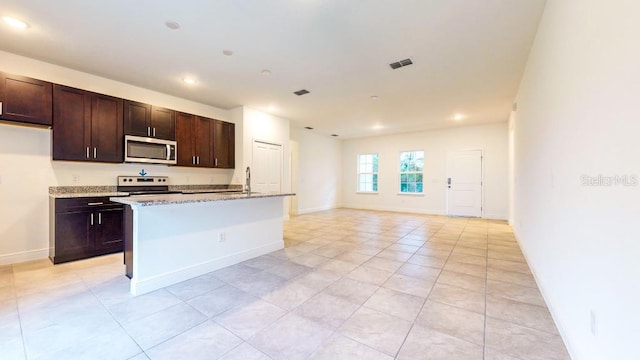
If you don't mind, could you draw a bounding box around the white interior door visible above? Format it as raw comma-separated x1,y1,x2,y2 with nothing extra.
252,140,282,193
447,150,483,217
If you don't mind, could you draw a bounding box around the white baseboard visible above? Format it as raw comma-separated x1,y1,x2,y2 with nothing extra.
296,204,340,215
343,203,446,216
0,248,49,266
483,213,509,220
512,228,575,360
341,204,508,220
130,241,283,296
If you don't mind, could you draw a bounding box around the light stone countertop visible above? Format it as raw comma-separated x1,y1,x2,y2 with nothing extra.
50,192,130,198
110,192,295,207
48,186,128,198
48,184,243,198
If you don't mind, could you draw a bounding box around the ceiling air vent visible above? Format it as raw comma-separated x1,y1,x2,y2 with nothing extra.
331,134,339,137
304,126,314,130
389,58,413,70
293,89,310,96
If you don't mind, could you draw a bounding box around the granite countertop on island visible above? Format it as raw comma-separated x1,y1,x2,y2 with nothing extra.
110,191,295,207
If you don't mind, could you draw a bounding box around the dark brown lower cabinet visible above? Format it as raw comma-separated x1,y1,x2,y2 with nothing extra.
50,197,124,264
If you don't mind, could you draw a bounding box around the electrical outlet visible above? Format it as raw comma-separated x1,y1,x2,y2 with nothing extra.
72,174,80,183
590,310,597,336
185,176,190,183
219,232,226,242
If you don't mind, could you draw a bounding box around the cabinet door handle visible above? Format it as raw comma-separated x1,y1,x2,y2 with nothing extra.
0,101,3,115
93,148,97,158
98,213,102,225
90,213,94,226
147,126,150,137
192,156,195,165
87,202,104,206
153,127,156,137
215,158,218,167
86,147,90,159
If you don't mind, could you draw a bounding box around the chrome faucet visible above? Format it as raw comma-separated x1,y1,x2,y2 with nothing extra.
245,166,251,195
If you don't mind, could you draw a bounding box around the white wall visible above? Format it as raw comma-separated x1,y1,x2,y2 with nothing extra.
290,127,342,214
0,51,237,264
240,107,291,217
512,1,640,359
341,123,508,218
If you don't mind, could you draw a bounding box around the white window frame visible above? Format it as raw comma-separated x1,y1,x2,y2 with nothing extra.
399,150,424,194
357,153,379,193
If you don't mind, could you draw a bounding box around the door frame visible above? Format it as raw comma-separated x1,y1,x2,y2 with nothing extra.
445,148,484,217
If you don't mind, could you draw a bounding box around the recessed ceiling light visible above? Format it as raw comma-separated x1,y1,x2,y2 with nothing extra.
182,77,196,85
2,16,28,29
452,113,465,121
372,124,384,130
370,95,379,100
222,49,234,56
267,105,277,112
165,21,180,30
261,69,272,76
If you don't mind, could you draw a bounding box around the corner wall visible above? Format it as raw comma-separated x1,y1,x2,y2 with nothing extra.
512,1,640,358
341,123,508,218
290,127,342,214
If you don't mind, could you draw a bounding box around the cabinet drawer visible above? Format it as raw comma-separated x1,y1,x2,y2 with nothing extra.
55,197,123,212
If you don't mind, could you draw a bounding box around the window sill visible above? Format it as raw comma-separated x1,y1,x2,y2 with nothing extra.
356,191,379,195
396,192,425,196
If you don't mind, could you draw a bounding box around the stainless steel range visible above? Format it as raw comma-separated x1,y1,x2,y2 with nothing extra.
117,176,181,195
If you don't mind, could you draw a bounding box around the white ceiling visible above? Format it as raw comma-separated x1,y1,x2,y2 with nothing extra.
0,0,546,138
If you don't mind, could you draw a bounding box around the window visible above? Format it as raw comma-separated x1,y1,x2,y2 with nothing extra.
399,150,424,193
357,153,378,192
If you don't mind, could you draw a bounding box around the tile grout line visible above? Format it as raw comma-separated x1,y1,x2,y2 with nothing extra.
11,264,30,360
392,217,464,359
482,223,489,360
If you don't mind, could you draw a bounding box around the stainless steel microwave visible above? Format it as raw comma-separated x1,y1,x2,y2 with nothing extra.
124,135,177,165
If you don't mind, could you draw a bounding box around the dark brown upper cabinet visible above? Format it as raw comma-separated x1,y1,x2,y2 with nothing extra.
124,100,175,140
175,112,213,167
0,72,53,126
213,120,235,169
52,85,123,163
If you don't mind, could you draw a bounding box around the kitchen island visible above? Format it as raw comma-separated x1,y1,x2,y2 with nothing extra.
111,191,294,295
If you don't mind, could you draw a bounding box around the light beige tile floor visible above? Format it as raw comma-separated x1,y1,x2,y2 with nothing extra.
0,209,571,359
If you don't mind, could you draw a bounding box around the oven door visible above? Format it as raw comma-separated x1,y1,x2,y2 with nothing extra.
124,135,176,165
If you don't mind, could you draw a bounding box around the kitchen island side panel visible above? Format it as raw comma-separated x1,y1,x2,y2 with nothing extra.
129,197,285,295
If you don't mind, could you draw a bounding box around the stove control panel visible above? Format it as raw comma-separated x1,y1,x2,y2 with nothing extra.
117,176,169,187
